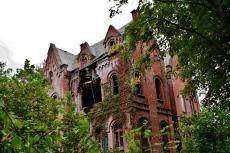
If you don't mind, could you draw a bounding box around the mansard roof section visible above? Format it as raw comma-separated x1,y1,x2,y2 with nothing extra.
47,43,78,71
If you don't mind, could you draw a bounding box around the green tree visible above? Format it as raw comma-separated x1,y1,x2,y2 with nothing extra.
181,109,230,153
0,60,101,152
110,0,230,110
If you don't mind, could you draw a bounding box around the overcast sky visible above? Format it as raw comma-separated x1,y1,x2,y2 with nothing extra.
0,0,138,69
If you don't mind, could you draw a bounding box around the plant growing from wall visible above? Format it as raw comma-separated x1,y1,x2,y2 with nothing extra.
108,43,123,56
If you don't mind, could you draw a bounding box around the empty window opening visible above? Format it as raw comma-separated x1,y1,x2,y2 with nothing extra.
109,40,116,47
179,95,186,113
81,71,102,112
189,97,195,113
139,118,151,153
160,121,169,152
112,122,124,148
155,78,162,100
80,54,87,67
135,71,142,95
111,74,119,95
95,128,102,144
49,71,53,83
94,127,108,153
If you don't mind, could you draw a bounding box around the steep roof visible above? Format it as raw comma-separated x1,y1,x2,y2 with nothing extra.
89,22,131,61
56,48,78,71
118,21,131,34
89,39,105,58
48,22,131,71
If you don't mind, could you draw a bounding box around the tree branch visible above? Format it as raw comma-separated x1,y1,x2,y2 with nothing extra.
156,0,215,12
151,17,223,52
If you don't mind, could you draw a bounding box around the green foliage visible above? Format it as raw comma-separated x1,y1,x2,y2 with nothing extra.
126,120,151,153
61,102,101,153
87,84,125,136
181,109,230,153
0,60,101,153
111,0,230,110
0,60,61,152
110,0,230,152
108,43,123,56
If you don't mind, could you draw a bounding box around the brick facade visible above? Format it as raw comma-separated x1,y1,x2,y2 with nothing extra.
43,11,199,153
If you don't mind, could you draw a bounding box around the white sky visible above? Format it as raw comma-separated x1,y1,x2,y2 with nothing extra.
0,0,138,69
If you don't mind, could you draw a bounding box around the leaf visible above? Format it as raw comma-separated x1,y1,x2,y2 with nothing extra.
12,135,22,149
144,129,152,138
0,99,5,108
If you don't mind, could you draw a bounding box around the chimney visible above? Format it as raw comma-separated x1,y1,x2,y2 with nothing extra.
131,9,139,20
50,43,56,48
80,42,89,51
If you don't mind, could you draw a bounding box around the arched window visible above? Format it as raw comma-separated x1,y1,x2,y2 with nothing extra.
111,74,119,95
160,121,169,152
52,92,58,100
138,118,151,153
155,78,163,101
109,40,116,47
49,71,53,83
80,54,87,67
134,71,142,95
112,122,124,148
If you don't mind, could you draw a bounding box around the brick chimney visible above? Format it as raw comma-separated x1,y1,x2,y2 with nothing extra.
131,9,139,20
80,42,89,51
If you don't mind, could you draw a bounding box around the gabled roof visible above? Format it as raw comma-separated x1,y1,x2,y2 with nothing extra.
89,22,131,61
103,25,121,45
46,22,131,72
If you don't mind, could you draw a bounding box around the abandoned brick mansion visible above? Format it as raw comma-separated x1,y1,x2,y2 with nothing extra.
43,10,199,153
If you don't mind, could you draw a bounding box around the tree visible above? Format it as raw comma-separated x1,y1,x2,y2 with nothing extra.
181,109,230,153
0,60,101,152
110,0,230,110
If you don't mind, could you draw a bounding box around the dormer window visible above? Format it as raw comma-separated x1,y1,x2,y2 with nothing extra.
80,54,87,67
109,40,116,47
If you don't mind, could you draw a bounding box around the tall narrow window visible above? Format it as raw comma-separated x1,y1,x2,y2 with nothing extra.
139,118,150,153
95,128,102,144
49,71,53,83
189,97,195,113
179,95,186,113
160,121,169,152
103,137,108,153
155,78,162,100
112,123,124,148
111,74,119,95
134,71,142,95
80,54,87,67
